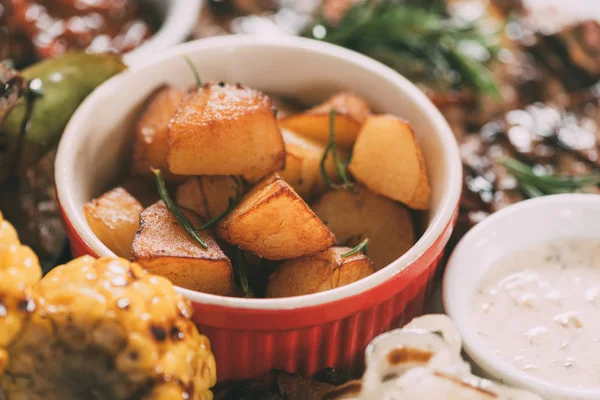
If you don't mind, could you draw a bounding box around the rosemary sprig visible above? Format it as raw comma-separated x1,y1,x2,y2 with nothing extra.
199,176,244,230
342,238,369,257
152,169,208,249
181,55,202,86
320,109,356,192
233,247,252,297
502,158,600,198
305,0,500,97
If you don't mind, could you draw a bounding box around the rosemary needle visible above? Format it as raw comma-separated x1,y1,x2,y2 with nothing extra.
234,247,252,297
501,158,600,198
181,55,202,86
342,238,369,257
320,109,356,192
152,168,208,249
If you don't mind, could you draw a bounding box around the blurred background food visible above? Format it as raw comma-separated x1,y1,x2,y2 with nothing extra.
0,0,158,68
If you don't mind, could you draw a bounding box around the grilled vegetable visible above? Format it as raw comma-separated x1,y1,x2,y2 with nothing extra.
0,52,126,182
0,63,26,126
217,173,336,260
2,255,217,400
0,210,41,375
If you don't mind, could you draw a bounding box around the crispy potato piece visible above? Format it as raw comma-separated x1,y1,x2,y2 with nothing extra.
349,115,431,209
279,91,370,147
83,187,143,258
175,176,238,221
279,127,343,201
311,186,414,270
266,247,375,298
217,173,335,260
167,83,285,181
131,86,185,180
132,202,235,295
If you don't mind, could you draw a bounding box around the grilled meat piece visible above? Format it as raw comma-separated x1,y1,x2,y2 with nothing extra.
1,255,216,400
0,211,41,376
455,92,600,246
519,2,600,92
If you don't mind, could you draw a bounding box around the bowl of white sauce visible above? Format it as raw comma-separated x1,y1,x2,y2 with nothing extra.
444,193,600,400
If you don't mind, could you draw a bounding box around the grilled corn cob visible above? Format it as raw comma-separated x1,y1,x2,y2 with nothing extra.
0,211,41,376
1,255,216,400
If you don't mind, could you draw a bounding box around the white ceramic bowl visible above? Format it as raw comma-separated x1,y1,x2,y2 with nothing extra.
444,194,600,400
123,0,202,65
55,35,462,380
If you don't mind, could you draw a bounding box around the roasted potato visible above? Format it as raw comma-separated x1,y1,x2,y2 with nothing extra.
132,201,235,295
176,175,239,221
131,86,185,180
266,247,375,298
167,83,285,181
279,127,342,200
311,186,414,270
217,173,335,260
83,187,143,258
349,115,431,209
279,91,370,147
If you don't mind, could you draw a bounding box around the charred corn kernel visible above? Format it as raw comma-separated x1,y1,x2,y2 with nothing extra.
0,211,41,376
3,256,217,400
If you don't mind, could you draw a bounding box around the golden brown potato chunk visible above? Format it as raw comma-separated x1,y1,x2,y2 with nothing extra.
167,83,285,181
311,186,414,270
279,127,341,201
132,202,235,295
266,247,375,298
279,91,370,147
83,187,143,258
176,176,238,221
131,86,185,180
217,173,335,260
349,115,431,209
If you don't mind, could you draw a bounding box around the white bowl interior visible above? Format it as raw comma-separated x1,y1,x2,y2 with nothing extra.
444,194,600,400
56,36,461,310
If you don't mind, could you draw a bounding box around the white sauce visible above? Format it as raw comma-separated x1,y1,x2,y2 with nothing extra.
473,239,600,389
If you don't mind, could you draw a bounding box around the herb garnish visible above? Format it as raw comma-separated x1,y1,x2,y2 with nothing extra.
502,158,600,198
320,109,356,192
305,0,500,97
199,176,244,230
342,238,369,257
152,168,208,249
181,55,202,86
233,247,252,297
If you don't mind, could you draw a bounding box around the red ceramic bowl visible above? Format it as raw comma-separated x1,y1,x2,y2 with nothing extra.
55,35,461,381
